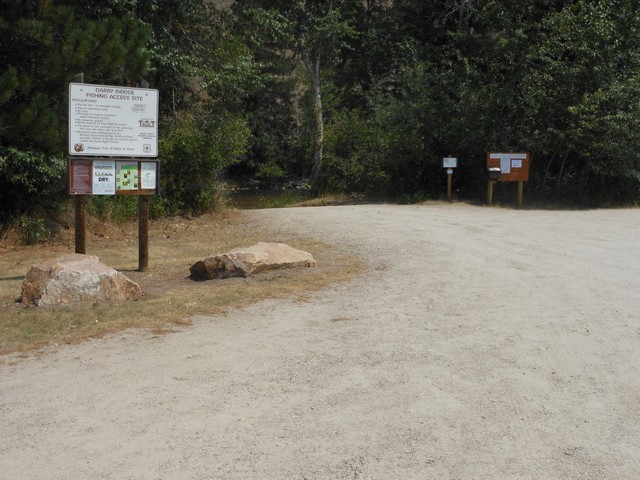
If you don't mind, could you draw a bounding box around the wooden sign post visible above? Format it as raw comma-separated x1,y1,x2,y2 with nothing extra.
68,81,159,271
74,196,86,254
486,152,530,208
487,179,495,206
443,157,457,201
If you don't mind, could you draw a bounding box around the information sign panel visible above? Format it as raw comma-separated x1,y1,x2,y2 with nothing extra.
443,157,457,168
69,83,159,157
141,162,158,190
116,162,140,191
68,158,92,195
69,158,159,195
487,152,530,182
92,160,116,195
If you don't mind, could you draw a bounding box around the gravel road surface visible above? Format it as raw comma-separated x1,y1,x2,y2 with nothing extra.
1,203,639,479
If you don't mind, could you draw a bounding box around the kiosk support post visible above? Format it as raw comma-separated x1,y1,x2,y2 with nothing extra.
517,181,524,208
74,196,86,254
487,181,494,206
138,195,149,272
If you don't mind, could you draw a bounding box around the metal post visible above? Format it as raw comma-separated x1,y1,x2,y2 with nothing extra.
447,173,453,200
138,195,149,272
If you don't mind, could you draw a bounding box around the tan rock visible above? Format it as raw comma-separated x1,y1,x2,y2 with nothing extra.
190,242,316,280
21,254,142,306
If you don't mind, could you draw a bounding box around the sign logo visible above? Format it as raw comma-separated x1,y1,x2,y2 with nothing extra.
139,119,156,128
74,143,84,152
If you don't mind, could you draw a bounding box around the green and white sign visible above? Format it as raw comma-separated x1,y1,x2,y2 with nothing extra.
116,162,139,190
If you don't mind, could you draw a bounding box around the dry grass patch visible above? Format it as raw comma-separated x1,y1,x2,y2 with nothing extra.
0,210,366,355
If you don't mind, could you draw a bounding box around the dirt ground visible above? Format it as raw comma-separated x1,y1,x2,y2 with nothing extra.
1,203,639,479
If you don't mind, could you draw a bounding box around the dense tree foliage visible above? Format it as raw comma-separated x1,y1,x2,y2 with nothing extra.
232,0,360,189
228,0,640,203
1,0,639,234
1,0,256,225
0,0,150,222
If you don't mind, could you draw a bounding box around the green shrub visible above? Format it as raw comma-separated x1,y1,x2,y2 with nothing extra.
16,215,50,245
398,192,429,205
88,196,139,223
256,163,286,185
322,110,390,194
0,147,67,224
160,114,249,215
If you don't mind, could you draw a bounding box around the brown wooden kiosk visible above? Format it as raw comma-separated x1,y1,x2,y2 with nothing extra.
486,152,530,208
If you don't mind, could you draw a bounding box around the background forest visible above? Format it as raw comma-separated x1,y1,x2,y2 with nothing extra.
2,0,640,239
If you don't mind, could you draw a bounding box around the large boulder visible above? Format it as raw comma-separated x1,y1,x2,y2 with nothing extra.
21,254,142,307
190,242,316,280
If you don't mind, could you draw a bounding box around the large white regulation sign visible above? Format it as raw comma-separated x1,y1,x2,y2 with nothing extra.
69,83,159,157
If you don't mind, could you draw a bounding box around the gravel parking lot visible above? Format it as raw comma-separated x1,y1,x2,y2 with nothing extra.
2,203,639,479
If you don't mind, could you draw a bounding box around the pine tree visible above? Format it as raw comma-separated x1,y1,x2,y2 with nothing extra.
0,1,150,221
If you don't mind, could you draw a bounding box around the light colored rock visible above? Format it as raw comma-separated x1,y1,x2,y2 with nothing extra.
190,242,316,280
21,254,142,307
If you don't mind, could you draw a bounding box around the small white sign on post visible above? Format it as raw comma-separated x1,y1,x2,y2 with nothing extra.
69,83,159,157
443,157,457,168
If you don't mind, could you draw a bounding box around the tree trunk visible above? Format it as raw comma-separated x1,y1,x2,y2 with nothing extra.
457,0,470,35
542,151,557,188
306,53,324,191
556,150,570,189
